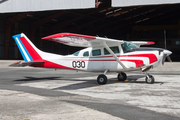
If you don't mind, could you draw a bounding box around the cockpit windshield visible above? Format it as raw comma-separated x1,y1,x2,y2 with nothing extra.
73,51,80,56
121,41,138,53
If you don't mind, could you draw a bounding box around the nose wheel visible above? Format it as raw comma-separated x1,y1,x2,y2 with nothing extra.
145,73,155,84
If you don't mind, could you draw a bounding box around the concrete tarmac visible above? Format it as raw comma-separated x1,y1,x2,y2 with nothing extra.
0,60,180,120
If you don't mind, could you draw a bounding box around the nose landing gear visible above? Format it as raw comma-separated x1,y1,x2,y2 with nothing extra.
97,71,128,85
145,72,154,84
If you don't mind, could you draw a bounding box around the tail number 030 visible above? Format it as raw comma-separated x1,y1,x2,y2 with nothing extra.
72,61,85,68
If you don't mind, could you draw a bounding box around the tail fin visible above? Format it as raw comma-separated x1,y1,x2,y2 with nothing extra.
12,33,43,62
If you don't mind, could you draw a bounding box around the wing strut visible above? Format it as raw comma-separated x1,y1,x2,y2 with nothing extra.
102,42,127,69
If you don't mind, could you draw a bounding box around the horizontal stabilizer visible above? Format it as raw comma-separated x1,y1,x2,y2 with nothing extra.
9,61,44,67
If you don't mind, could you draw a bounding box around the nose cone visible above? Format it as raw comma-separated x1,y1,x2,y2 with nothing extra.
164,49,172,56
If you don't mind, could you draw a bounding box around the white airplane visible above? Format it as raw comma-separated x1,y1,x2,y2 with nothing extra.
10,33,172,84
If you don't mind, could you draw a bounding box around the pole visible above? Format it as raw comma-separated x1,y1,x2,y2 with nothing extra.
164,30,167,49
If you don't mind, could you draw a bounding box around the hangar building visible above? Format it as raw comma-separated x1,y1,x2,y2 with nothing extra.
0,0,180,61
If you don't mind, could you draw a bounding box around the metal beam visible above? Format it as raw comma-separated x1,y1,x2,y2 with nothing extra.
104,6,168,34
30,12,65,42
51,7,109,31
90,7,141,33
95,0,101,8
107,5,180,34
133,25,180,31
69,19,100,32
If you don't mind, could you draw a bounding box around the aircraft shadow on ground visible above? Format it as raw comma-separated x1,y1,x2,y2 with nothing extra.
13,75,164,90
52,74,162,90
52,78,99,90
108,74,164,84
14,76,61,81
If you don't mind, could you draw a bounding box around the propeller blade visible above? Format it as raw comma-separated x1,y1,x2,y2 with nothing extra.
167,56,172,62
162,54,167,65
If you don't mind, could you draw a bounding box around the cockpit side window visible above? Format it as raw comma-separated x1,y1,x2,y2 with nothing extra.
83,51,89,57
104,46,119,55
92,49,101,56
121,41,138,53
73,51,80,56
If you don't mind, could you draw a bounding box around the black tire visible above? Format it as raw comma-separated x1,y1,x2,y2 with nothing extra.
145,75,154,84
117,72,127,81
97,74,107,85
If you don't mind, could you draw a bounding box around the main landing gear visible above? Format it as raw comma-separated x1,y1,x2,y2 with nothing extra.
117,72,127,81
97,71,127,85
97,70,108,85
97,74,108,85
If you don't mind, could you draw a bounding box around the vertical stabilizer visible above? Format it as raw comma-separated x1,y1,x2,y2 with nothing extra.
12,33,43,62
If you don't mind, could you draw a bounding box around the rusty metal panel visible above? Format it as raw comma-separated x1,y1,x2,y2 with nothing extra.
112,0,180,7
0,0,95,13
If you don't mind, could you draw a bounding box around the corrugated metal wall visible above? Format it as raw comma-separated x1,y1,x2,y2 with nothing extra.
112,0,180,7
0,0,95,13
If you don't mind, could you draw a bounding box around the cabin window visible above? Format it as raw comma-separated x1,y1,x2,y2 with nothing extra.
83,51,89,57
73,51,80,56
92,49,101,56
121,41,138,53
104,46,119,55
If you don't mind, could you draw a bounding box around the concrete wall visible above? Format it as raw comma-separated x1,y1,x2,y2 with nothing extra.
0,0,95,13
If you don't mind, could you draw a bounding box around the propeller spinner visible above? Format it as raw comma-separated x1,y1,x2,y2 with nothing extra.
162,49,172,65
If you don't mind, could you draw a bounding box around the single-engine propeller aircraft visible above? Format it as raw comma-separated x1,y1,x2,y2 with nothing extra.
10,33,172,84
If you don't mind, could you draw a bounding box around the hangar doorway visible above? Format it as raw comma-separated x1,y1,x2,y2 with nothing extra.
0,1,180,61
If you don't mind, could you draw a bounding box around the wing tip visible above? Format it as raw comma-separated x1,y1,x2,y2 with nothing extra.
42,33,71,40
147,41,155,44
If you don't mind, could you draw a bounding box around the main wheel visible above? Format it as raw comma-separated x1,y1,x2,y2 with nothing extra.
97,74,107,85
145,75,154,84
117,72,127,81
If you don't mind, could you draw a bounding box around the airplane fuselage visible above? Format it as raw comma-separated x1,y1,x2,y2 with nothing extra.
31,46,164,73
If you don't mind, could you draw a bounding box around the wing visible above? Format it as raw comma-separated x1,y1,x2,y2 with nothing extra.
131,41,155,47
42,33,126,69
42,33,124,47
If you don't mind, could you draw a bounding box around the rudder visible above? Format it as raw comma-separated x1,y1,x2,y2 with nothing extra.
13,33,42,62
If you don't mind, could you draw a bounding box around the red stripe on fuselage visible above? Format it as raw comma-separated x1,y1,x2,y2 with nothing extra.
66,54,157,64
59,59,144,68
30,59,77,70
19,37,42,60
120,54,157,64
121,59,144,67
